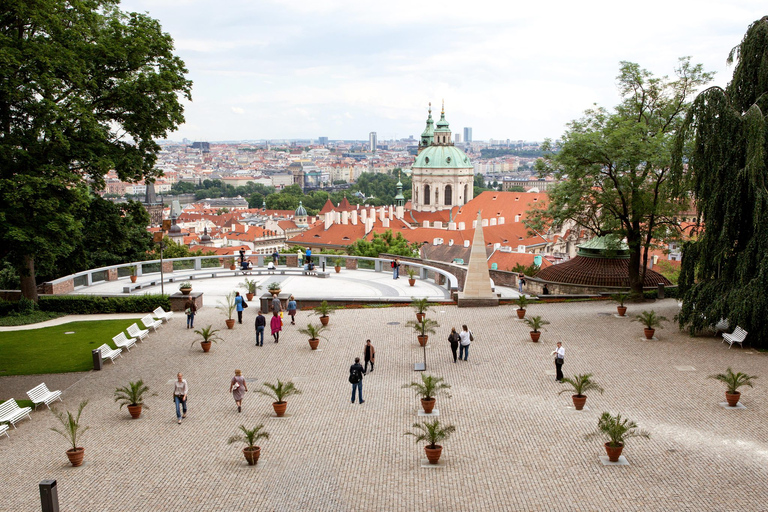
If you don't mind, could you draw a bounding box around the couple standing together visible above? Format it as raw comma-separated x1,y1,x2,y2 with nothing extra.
448,325,473,363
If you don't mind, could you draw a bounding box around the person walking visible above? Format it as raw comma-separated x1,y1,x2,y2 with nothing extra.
270,311,282,343
305,247,312,265
459,324,472,361
518,273,526,293
235,291,245,324
272,249,279,265
239,248,246,265
392,258,400,279
255,310,266,346
448,327,460,363
551,342,565,382
349,357,365,404
297,249,303,267
184,298,197,329
363,339,375,373
271,294,282,314
173,373,188,424
287,295,297,325
229,369,248,413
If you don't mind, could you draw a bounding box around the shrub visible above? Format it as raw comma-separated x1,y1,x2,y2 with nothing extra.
38,295,171,314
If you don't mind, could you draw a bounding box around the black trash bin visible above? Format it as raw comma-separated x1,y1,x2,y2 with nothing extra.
40,480,60,512
92,349,103,371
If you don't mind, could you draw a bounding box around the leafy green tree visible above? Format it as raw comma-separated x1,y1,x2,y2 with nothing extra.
171,182,196,194
529,58,712,297
674,17,768,347
347,230,419,257
0,0,191,300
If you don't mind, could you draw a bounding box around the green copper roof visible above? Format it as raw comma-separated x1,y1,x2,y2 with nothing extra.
420,106,434,139
295,201,307,216
413,145,473,169
577,236,629,258
434,107,450,132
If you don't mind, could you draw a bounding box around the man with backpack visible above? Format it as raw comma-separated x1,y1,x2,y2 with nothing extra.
392,258,400,280
349,357,365,404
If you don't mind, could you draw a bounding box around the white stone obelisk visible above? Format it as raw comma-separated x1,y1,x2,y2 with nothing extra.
458,211,499,307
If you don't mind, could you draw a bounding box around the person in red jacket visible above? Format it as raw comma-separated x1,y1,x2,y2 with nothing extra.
270,311,282,343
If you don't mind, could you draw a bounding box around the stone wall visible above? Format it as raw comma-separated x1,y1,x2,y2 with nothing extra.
170,291,203,312
42,279,74,295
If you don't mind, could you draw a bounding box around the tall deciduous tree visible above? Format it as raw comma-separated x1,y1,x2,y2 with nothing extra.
0,0,192,300
529,58,712,296
674,17,768,347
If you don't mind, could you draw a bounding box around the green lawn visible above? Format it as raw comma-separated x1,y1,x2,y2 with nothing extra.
0,320,140,375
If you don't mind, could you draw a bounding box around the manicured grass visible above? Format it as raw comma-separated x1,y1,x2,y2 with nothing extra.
0,311,66,327
0,320,140,376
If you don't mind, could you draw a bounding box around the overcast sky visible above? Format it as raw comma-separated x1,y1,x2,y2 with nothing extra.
120,0,766,142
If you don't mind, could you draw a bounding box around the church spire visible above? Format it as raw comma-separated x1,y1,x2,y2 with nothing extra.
419,103,434,153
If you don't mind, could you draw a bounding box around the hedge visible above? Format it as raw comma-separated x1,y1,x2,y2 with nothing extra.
38,294,171,314
643,286,679,300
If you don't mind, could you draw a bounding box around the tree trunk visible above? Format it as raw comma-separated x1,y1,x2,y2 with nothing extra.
626,231,644,298
19,254,38,302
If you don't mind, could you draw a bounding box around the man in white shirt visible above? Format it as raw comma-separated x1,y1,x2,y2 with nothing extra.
551,342,565,381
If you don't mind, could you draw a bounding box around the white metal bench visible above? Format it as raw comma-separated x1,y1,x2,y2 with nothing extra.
0,399,32,429
722,326,747,349
26,383,62,410
97,343,122,363
141,314,162,332
153,307,174,323
112,332,137,352
0,423,9,439
127,323,149,342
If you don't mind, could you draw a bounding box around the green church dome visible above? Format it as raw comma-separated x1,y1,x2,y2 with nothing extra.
413,145,473,169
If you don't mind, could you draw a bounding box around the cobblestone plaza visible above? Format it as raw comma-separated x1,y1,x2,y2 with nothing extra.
1,299,766,511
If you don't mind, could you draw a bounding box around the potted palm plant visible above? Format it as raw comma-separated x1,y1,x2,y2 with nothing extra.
267,282,281,297
412,297,431,322
313,300,335,326
402,374,451,414
406,317,439,347
523,315,549,342
611,292,630,317
257,380,301,417
298,323,328,350
179,281,193,295
114,380,150,419
218,291,237,329
228,424,269,466
634,310,668,339
558,373,604,410
406,267,417,286
129,265,138,283
709,367,757,407
240,278,261,301
333,257,344,273
192,325,223,352
586,412,650,462
516,295,529,319
405,419,456,465
50,400,90,467
226,257,236,270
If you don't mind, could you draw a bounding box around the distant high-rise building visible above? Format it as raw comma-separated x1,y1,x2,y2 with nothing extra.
454,133,461,144
463,127,472,143
369,132,377,152
319,136,328,146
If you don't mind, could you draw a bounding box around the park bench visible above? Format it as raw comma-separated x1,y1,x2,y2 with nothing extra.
97,343,122,363
127,323,149,342
722,326,747,349
112,332,137,352
0,399,32,429
26,383,62,410
141,315,162,332
153,307,174,323
0,423,8,439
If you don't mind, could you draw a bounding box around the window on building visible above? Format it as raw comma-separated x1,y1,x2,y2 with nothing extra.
424,185,430,205
444,185,452,205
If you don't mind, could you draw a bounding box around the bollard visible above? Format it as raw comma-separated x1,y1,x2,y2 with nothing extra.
92,349,103,371
40,480,60,512
657,283,665,300
322,261,325,272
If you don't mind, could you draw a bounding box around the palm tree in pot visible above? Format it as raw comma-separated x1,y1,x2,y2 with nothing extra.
240,278,261,301
634,310,668,339
129,265,138,283
192,325,223,352
411,297,432,322
406,317,439,347
257,380,302,417
586,412,650,462
217,291,237,329
228,424,269,465
516,295,530,319
298,323,328,350
333,257,344,273
313,300,336,326
50,400,90,467
709,367,757,407
406,267,417,286
405,419,456,465
523,315,549,342
611,292,630,316
114,380,151,419
558,373,603,410
402,374,451,414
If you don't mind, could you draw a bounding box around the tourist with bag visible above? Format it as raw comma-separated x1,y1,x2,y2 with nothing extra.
459,324,472,361
184,298,196,329
551,342,565,382
349,357,365,404
270,311,282,343
448,327,460,363
287,295,297,325
235,292,245,324
229,369,248,413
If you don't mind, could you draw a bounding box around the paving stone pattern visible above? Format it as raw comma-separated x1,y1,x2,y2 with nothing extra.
1,299,766,511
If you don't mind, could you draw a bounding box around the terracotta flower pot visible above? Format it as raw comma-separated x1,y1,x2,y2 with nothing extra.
409,278,415,286
529,331,541,342
200,341,212,352
725,391,741,407
130,275,137,283
335,266,341,273
320,315,329,326
516,308,526,319
417,334,428,347
416,312,425,322
604,442,624,462
617,306,627,317
127,404,143,419
243,447,261,466
246,293,254,301
180,287,192,295
424,445,442,465
66,447,85,467
308,338,319,350
272,401,287,417
230,265,237,270
421,397,436,414
571,395,587,411
643,328,655,339
225,319,235,329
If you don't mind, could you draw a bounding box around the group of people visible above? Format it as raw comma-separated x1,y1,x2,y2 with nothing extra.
253,294,297,345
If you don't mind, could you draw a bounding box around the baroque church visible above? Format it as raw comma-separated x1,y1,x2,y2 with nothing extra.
411,102,474,212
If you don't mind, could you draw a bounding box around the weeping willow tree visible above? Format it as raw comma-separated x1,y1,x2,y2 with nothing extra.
674,17,768,348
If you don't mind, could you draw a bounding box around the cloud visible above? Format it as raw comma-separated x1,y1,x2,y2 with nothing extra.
231,107,245,115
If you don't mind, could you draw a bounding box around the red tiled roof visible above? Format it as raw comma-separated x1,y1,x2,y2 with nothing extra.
535,256,671,287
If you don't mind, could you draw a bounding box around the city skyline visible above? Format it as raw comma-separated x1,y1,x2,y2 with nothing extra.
121,0,766,142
